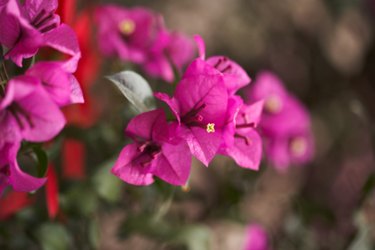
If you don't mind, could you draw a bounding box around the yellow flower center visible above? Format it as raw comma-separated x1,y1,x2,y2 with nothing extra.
119,19,136,35
290,137,307,157
265,95,282,114
206,123,215,133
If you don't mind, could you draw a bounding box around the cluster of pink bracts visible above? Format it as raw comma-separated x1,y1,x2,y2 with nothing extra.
0,0,83,195
0,1,314,245
111,33,314,186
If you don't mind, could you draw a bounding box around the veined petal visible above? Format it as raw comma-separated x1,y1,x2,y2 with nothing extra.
182,126,222,167
224,129,262,170
111,144,154,186
154,139,191,185
43,24,81,73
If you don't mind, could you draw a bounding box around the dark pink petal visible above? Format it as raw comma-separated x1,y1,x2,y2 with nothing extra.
111,144,154,186
5,24,43,66
176,74,228,126
7,76,66,142
43,24,81,73
154,92,181,124
224,129,262,170
0,11,21,48
154,140,191,185
206,56,251,94
126,109,169,142
181,126,222,167
24,0,58,21
9,161,47,192
26,62,71,106
6,143,47,192
68,75,84,105
236,100,264,133
222,96,243,148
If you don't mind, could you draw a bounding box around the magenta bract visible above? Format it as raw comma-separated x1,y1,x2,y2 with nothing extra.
112,109,191,186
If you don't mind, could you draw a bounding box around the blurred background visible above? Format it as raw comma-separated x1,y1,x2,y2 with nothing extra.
2,0,375,249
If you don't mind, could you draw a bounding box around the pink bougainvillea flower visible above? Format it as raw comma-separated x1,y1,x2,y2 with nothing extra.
0,142,46,194
244,224,270,250
0,75,66,142
95,5,194,83
265,130,314,170
156,59,228,166
26,61,83,106
193,35,251,94
219,98,263,170
95,5,160,64
0,0,80,70
246,71,314,170
112,109,191,186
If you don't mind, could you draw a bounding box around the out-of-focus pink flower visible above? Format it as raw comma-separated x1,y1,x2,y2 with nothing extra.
156,59,228,166
244,224,270,250
95,5,160,63
247,71,314,170
112,109,191,186
143,29,195,82
95,4,194,82
0,0,80,70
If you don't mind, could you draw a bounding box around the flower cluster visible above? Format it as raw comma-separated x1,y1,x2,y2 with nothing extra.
0,0,82,195
246,72,314,170
94,4,195,83
112,35,263,186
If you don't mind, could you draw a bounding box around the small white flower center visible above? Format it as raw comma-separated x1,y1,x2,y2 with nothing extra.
206,123,215,133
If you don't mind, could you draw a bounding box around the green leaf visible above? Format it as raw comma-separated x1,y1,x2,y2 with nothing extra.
32,145,48,178
93,159,123,203
106,70,155,113
36,223,72,250
176,225,210,250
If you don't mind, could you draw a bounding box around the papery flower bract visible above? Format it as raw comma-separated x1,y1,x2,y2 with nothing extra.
0,75,66,142
247,71,314,170
0,0,80,70
194,35,251,94
25,61,83,106
219,97,263,170
95,5,159,64
244,224,270,250
112,109,191,186
0,142,46,194
156,59,229,166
